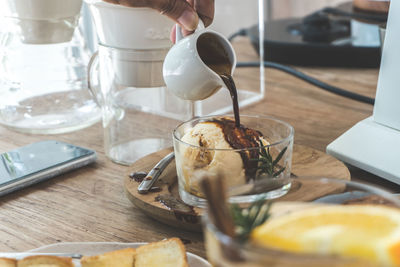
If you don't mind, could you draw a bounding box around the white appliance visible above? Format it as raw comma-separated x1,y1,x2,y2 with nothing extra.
327,0,400,183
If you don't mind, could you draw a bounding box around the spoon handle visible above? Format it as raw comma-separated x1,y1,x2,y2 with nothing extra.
137,152,175,194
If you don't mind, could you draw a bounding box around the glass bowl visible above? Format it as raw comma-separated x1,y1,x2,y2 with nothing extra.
173,114,294,207
202,177,400,267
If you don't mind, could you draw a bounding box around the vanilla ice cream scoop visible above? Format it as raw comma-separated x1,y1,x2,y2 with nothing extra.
175,118,268,197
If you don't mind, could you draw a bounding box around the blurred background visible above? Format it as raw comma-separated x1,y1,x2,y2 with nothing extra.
269,0,348,19
211,0,349,36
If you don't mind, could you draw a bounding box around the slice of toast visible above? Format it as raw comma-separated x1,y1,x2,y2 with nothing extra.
80,248,135,267
135,238,188,267
0,257,17,267
17,255,73,267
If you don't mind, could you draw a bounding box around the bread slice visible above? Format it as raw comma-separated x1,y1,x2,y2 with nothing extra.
0,257,17,267
135,238,188,267
17,255,73,267
80,248,135,267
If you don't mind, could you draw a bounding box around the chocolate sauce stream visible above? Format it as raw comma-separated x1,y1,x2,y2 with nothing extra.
197,33,262,180
220,74,240,127
196,33,240,127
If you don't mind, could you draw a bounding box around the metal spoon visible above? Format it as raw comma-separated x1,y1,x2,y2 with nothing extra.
137,152,175,194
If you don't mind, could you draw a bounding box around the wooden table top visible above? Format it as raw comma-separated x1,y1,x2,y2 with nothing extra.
1,39,399,259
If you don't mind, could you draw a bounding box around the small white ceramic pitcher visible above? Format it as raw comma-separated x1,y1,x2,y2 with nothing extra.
163,24,237,101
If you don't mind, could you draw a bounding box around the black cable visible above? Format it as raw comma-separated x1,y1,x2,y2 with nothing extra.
227,6,378,105
236,61,375,105
228,28,247,42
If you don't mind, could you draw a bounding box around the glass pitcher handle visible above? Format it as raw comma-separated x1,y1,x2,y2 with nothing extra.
87,51,102,107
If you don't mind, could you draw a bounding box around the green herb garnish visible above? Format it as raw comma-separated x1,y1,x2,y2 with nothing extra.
251,140,287,179
230,199,271,242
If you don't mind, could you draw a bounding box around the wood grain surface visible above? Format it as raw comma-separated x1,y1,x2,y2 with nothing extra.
0,38,399,260
124,144,350,232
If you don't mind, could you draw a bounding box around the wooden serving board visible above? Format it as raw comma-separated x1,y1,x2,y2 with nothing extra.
124,144,350,232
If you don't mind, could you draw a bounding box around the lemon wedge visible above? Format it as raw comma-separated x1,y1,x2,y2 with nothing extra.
250,205,400,266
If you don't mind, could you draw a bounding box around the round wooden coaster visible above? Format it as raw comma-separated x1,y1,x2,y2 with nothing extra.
124,144,350,232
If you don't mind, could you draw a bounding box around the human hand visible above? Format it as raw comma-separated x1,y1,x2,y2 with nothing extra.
103,0,215,42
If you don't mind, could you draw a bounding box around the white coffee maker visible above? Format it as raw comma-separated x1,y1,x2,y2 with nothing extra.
327,0,400,183
0,0,100,134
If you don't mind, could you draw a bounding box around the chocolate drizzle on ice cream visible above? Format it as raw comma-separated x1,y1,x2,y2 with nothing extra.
204,118,264,181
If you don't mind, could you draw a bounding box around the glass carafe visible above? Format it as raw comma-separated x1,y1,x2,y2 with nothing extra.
85,1,193,165
0,0,100,134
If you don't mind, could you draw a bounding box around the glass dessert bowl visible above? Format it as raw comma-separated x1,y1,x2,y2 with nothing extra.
202,177,400,267
173,114,294,207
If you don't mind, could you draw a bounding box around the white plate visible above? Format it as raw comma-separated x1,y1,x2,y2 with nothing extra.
21,242,211,267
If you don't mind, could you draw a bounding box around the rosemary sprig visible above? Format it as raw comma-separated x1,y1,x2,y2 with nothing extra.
251,140,287,179
230,199,271,242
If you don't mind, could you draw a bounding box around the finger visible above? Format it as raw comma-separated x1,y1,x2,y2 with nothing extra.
170,24,176,43
181,27,194,37
156,0,199,31
194,0,214,27
187,0,214,27
170,24,193,43
104,0,199,31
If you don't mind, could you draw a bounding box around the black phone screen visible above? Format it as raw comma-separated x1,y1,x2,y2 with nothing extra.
0,140,95,185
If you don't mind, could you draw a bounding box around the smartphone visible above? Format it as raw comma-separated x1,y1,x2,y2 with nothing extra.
0,140,96,197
